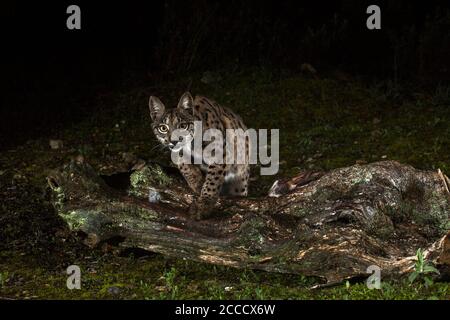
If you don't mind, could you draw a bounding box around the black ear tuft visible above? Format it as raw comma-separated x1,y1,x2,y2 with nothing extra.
149,96,165,121
177,92,194,110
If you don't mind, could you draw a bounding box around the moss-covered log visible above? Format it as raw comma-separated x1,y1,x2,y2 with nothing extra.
47,159,450,284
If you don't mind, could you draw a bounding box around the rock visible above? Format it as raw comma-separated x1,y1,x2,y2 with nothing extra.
107,286,121,295
148,188,161,203
49,140,63,150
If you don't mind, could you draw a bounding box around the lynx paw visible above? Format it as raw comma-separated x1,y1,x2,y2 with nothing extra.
189,201,213,220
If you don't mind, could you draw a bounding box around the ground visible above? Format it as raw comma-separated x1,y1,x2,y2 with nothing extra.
1,69,449,299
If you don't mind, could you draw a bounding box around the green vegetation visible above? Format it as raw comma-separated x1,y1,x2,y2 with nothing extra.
408,249,440,288
0,69,449,299
0,251,449,300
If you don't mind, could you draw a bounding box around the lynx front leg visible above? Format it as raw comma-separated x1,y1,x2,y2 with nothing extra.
179,164,204,194
189,164,226,220
227,164,250,196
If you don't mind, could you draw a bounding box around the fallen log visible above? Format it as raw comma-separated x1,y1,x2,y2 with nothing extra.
47,159,450,284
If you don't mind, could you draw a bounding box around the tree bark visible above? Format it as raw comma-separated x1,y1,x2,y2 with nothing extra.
47,159,450,284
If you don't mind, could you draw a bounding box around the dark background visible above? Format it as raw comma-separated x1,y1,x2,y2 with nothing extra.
1,0,449,150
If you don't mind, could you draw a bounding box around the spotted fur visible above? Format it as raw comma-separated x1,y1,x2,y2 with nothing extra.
148,92,250,220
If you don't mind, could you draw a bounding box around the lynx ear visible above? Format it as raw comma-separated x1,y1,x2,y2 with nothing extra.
177,92,194,111
149,96,165,121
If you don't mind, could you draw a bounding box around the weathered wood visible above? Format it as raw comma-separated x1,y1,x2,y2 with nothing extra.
47,159,450,283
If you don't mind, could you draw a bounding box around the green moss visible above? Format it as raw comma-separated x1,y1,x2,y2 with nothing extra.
129,164,172,198
63,210,88,230
232,217,267,254
419,192,450,234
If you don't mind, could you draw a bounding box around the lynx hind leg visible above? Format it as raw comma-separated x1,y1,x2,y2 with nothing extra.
226,165,249,196
179,164,204,194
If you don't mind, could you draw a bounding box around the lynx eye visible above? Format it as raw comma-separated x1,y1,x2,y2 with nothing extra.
157,124,169,134
178,123,189,130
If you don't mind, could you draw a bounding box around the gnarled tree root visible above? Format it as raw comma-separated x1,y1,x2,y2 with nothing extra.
47,160,450,284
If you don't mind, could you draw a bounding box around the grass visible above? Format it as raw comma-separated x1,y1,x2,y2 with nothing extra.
1,251,449,300
0,68,449,299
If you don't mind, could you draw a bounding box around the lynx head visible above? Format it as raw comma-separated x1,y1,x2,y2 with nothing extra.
148,92,196,152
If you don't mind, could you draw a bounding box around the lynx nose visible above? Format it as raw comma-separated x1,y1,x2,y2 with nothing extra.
170,137,181,145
